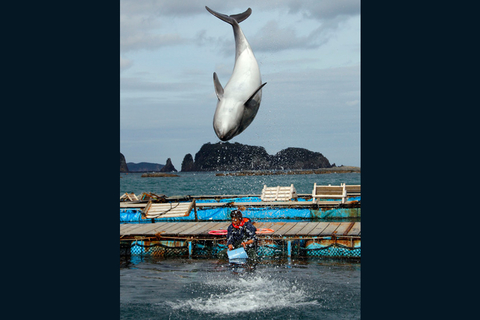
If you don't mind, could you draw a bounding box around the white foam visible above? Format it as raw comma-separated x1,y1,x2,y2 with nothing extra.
166,273,319,315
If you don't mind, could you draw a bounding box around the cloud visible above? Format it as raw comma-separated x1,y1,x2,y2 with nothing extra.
120,1,190,52
250,20,325,52
121,32,185,52
203,3,359,55
120,11,186,52
120,76,201,93
286,0,360,20
250,1,359,53
345,99,359,107
120,0,273,18
263,65,360,112
120,0,360,54
120,56,133,72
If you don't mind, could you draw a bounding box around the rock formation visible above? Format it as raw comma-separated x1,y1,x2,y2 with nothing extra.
160,158,178,172
192,142,271,171
123,143,334,173
120,153,129,172
181,154,196,172
270,147,331,170
181,142,331,172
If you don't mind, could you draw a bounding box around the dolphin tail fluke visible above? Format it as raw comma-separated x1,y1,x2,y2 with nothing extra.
205,6,252,24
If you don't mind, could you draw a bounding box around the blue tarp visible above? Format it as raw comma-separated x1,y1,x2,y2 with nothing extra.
120,209,142,222
119,196,360,223
119,207,312,222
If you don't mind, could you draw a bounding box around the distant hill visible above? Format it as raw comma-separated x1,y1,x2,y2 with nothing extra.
126,162,165,172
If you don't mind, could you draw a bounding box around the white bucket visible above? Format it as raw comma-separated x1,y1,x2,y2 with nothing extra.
227,247,248,260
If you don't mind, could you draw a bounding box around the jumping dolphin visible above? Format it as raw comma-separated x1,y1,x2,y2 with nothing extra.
206,6,266,141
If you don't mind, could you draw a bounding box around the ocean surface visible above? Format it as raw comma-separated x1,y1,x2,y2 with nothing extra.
120,172,361,319
120,171,360,197
120,257,360,320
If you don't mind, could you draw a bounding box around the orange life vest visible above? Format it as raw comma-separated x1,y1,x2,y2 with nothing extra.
232,217,250,229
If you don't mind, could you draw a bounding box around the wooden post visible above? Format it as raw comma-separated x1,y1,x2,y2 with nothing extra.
193,200,198,221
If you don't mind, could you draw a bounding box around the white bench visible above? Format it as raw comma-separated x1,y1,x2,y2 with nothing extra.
345,185,361,197
261,184,298,201
312,183,347,203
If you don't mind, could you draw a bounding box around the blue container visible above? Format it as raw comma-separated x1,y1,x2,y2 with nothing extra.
227,247,248,259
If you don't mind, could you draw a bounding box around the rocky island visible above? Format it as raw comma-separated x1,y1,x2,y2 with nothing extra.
121,142,360,174
120,153,128,172
140,173,179,177
181,142,332,172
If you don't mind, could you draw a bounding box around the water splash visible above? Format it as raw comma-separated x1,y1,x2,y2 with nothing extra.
166,271,319,315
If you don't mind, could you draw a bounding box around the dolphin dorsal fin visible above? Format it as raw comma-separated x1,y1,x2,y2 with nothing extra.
245,82,267,107
213,72,224,100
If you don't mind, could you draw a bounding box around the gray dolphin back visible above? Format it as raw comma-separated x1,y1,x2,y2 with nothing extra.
205,6,252,24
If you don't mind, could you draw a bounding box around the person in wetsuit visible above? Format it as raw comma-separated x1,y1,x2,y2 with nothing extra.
219,210,258,262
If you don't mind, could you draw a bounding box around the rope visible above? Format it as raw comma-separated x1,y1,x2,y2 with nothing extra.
146,202,181,218
132,240,188,249
158,202,180,216
300,243,361,251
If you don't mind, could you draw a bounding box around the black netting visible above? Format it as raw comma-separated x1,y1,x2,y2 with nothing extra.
121,239,360,259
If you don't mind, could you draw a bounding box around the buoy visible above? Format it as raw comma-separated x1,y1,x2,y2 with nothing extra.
256,228,274,234
208,230,227,235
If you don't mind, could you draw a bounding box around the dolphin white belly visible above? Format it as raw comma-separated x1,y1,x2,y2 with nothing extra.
206,6,266,141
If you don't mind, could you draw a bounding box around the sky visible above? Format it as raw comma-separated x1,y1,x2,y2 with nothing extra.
120,0,360,168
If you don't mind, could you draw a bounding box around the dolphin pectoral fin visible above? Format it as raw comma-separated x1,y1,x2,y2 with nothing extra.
245,82,267,107
213,72,224,100
205,6,252,24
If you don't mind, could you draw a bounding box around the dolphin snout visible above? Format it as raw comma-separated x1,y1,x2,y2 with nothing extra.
215,126,237,141
218,135,230,141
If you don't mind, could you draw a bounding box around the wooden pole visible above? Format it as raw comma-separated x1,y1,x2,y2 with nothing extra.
193,200,198,221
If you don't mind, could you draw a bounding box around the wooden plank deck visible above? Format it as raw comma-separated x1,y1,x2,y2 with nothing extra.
296,222,321,235
319,222,341,236
120,221,361,238
348,222,361,236
307,222,330,236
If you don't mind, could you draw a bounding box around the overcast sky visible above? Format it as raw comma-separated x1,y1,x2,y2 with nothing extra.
120,0,360,168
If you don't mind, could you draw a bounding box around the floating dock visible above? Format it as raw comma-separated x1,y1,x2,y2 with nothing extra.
120,221,360,259
120,198,360,222
120,183,361,259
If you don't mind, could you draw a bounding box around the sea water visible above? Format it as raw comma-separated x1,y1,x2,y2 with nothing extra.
120,171,360,197
120,257,360,319
120,172,361,319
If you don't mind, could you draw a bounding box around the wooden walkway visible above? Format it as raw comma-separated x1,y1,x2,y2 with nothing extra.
120,221,360,239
